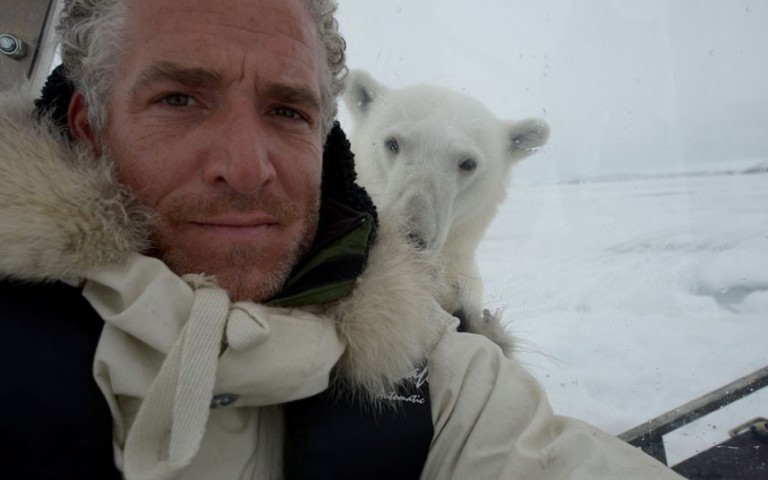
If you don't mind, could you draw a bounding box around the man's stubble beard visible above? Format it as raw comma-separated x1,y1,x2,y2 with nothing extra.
100,147,320,302
157,191,320,302
160,223,317,302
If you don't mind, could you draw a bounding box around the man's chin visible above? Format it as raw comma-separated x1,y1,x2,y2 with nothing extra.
214,265,290,302
156,234,311,302
152,206,319,301
161,251,296,302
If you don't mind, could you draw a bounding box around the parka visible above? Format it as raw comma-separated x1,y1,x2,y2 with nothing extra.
0,81,684,479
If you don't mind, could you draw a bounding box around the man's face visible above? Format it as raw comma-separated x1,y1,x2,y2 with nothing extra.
89,0,325,301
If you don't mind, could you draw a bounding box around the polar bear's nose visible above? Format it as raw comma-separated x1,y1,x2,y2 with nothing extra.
397,192,443,251
406,231,427,250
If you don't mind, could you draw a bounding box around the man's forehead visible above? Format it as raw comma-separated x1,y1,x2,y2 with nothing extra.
118,0,323,92
125,0,317,39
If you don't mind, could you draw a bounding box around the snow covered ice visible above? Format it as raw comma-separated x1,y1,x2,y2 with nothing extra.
334,0,768,465
479,164,768,464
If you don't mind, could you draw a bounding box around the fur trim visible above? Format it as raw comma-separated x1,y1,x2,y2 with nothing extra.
328,212,446,399
0,93,152,283
0,92,445,396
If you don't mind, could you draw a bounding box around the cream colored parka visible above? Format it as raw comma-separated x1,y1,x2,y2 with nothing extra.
0,92,683,479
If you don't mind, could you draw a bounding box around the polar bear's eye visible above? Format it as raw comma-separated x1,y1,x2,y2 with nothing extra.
384,137,399,154
459,158,478,172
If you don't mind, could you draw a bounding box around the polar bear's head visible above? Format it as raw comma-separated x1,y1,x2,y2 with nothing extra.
343,69,549,253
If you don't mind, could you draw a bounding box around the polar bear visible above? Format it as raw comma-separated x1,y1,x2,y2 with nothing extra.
343,70,550,356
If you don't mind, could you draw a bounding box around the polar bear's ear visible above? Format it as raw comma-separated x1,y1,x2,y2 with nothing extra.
344,69,388,120
506,118,550,157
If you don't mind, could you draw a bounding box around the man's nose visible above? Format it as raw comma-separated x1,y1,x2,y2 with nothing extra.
201,104,276,194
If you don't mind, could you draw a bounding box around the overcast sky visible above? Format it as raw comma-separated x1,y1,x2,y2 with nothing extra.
336,1,768,182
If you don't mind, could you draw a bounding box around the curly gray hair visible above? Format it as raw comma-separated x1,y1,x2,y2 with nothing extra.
57,0,347,137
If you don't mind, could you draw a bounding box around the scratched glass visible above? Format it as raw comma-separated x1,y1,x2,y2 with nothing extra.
336,1,768,474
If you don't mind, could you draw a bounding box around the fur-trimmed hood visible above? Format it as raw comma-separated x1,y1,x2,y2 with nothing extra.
0,91,445,396
0,94,151,283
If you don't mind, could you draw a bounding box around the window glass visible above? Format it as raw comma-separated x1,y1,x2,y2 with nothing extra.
337,0,767,467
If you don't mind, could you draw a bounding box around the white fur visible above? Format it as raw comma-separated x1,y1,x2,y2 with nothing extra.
0,93,151,283
0,91,445,399
328,212,447,400
343,70,550,356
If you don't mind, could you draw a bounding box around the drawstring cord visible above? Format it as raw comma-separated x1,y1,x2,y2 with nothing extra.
122,276,266,480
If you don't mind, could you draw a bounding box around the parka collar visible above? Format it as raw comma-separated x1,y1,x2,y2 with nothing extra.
0,83,446,398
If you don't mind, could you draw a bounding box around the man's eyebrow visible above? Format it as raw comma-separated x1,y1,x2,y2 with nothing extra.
129,61,223,97
264,82,322,112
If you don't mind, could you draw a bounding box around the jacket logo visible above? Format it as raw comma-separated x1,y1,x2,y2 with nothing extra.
378,365,429,405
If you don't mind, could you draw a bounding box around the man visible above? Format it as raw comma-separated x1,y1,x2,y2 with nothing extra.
0,0,684,478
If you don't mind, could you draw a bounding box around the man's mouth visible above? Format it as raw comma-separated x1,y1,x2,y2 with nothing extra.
188,215,281,241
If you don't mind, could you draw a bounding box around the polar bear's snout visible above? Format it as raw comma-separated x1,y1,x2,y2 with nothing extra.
402,193,434,250
405,231,428,250
390,185,454,253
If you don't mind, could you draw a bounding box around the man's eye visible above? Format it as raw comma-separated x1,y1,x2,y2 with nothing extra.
162,94,193,107
274,107,303,121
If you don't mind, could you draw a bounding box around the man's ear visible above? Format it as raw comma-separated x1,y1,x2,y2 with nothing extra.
68,91,102,155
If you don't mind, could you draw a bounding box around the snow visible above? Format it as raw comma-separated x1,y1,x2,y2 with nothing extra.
478,166,768,465
333,0,768,467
